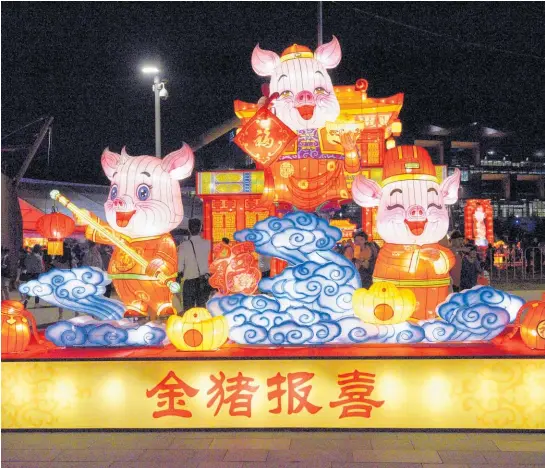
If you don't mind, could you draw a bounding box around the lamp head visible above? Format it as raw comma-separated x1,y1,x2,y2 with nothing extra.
142,66,160,75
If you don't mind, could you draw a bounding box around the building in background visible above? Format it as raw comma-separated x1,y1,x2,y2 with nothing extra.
407,123,545,240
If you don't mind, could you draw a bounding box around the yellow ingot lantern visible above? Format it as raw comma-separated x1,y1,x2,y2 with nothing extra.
352,282,416,325
166,308,229,352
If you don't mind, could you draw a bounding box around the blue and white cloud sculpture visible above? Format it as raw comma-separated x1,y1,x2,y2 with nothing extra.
208,214,522,346
45,316,167,347
19,267,124,320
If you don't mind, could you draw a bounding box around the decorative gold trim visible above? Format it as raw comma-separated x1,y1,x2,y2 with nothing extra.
372,277,451,287
381,174,438,186
280,51,314,62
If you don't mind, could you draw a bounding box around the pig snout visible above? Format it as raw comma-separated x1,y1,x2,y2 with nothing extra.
113,198,128,209
406,205,426,220
295,90,315,107
295,91,316,121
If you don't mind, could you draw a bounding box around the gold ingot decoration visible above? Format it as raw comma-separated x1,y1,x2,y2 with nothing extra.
352,282,416,325
166,308,229,352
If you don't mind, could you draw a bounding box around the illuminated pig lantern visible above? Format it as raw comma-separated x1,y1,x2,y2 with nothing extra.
84,145,194,318
249,37,360,211
352,146,460,320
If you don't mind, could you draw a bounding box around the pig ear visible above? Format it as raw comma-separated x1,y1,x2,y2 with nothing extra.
101,148,124,181
251,44,280,77
352,175,382,207
161,143,194,181
314,36,342,69
440,169,461,205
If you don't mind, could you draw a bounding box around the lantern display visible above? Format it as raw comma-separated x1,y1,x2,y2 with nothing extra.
1,300,43,354
512,299,545,350
50,144,194,320
35,211,75,255
166,308,229,352
464,199,494,247
209,241,261,295
352,282,416,325
352,146,460,320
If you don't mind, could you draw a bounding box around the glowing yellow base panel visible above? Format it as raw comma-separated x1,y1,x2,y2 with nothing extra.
2,358,544,430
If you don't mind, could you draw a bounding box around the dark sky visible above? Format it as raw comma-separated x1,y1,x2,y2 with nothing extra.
2,2,544,184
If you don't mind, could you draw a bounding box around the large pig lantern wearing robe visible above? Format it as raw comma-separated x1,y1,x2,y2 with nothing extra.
84,145,194,319
352,146,461,320
252,36,360,211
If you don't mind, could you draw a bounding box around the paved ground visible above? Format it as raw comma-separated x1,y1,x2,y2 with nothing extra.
2,430,545,467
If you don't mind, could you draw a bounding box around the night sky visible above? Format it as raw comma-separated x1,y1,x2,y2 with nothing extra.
2,2,544,184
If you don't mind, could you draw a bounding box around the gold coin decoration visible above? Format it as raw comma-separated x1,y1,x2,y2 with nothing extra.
298,180,309,190
279,162,295,178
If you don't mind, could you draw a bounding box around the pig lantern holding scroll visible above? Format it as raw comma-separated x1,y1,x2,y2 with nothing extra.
83,145,194,319
352,146,461,320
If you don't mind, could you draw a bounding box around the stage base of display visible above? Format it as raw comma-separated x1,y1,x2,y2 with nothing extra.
2,335,544,431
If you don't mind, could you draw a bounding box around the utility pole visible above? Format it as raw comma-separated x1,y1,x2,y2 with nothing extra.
318,1,323,46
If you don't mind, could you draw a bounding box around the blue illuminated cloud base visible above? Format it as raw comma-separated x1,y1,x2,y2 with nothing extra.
19,267,125,320
45,316,168,347
208,213,522,346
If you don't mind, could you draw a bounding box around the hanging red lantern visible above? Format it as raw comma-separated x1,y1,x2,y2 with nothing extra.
35,211,75,255
1,300,43,354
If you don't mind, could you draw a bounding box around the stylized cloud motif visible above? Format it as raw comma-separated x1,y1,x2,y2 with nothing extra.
45,316,167,347
19,267,125,320
437,286,524,324
235,212,342,265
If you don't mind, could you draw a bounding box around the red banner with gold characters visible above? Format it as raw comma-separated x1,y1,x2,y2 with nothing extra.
2,358,544,430
234,106,297,168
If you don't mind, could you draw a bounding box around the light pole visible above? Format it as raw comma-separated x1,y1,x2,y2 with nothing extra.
142,66,168,157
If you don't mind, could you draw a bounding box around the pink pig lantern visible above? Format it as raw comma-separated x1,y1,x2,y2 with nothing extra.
352,146,461,320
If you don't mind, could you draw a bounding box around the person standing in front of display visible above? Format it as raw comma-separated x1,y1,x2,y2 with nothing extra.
177,219,211,313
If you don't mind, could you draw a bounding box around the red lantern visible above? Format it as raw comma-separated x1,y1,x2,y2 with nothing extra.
513,300,545,350
1,300,43,354
36,211,75,255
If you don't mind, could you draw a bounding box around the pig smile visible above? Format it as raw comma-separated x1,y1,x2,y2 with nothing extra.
296,105,315,120
116,210,136,228
404,219,428,236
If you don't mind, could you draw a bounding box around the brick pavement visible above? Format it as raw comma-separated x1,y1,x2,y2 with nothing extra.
2,431,545,467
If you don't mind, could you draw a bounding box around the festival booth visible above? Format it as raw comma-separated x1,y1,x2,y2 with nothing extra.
2,37,544,432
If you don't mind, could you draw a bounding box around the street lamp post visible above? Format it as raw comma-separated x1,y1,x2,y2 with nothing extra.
142,66,168,158
153,75,161,158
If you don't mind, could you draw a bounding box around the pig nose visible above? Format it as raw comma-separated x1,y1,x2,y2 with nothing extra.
295,90,315,106
407,205,426,219
113,198,126,208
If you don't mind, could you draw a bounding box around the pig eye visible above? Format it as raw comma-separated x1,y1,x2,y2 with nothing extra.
428,203,443,210
136,184,151,201
314,87,327,95
109,185,118,200
280,90,293,99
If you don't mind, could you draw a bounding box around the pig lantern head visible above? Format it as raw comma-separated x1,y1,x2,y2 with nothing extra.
251,36,342,131
352,146,461,246
101,144,194,238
